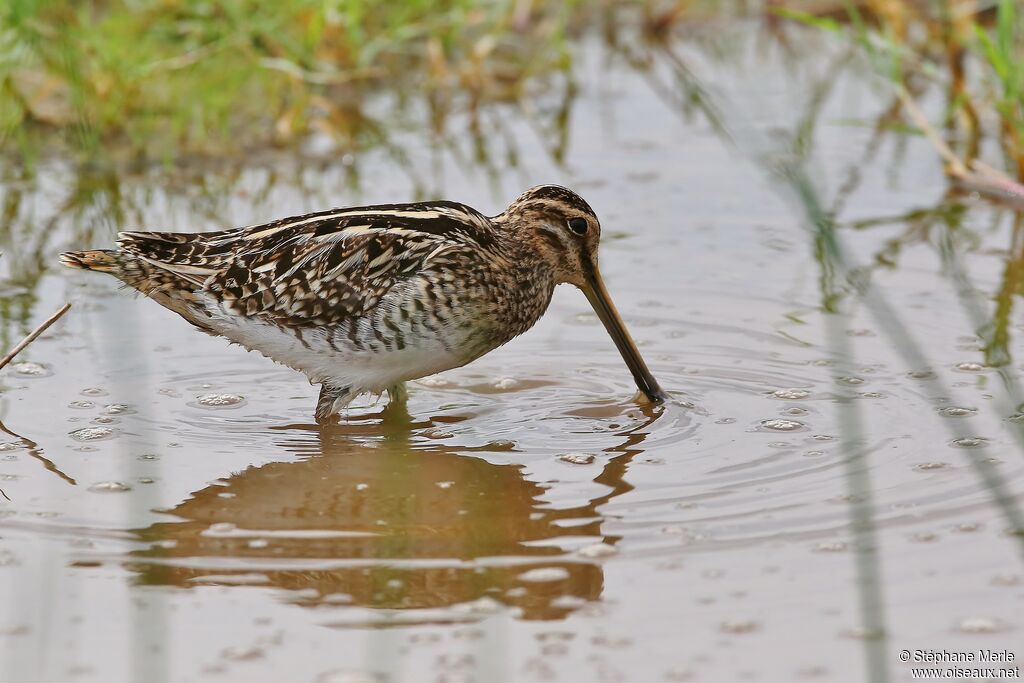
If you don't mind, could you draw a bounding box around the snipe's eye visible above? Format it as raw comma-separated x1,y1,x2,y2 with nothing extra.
567,218,588,235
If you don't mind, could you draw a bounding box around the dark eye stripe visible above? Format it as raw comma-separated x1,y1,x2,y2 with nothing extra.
539,227,566,252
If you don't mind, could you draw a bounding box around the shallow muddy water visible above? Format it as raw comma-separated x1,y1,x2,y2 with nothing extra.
2,22,1024,683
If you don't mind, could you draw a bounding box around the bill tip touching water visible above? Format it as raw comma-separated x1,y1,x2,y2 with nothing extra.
60,185,668,421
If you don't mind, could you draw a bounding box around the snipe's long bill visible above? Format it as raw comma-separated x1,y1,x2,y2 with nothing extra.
60,185,668,422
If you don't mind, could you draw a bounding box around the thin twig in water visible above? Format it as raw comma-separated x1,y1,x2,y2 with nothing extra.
0,303,71,371
0,421,76,487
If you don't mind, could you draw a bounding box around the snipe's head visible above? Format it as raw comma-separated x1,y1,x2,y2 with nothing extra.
500,184,603,288
499,185,669,404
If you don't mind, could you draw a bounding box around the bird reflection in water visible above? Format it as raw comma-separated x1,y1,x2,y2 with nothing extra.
128,400,674,623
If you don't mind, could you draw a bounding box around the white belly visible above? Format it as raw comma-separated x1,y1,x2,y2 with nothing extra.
199,298,466,392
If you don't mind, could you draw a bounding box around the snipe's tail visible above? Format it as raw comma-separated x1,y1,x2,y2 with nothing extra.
59,250,120,272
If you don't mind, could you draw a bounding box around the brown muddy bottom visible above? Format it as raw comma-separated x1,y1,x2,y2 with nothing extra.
2,23,1023,683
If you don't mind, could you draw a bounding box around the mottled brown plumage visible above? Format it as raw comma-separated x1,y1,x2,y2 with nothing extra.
61,185,666,421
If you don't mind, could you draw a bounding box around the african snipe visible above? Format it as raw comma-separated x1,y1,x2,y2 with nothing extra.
60,185,667,421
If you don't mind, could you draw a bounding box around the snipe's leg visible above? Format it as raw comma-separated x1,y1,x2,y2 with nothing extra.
381,382,411,426
315,384,352,424
387,382,408,404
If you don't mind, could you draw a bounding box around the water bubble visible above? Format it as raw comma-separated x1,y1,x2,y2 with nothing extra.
843,627,885,640
88,481,131,493
454,596,505,615
771,388,810,400
720,618,760,634
759,419,804,432
316,671,386,683
559,453,595,465
518,567,570,583
68,400,94,410
813,541,847,553
221,645,263,661
204,522,237,536
70,427,114,442
194,393,245,408
940,406,976,417
80,387,108,397
714,417,736,424
540,642,569,657
838,376,864,386
546,596,585,612
0,624,29,637
950,437,988,449
782,407,808,416
991,574,1021,587
423,428,453,439
958,617,1003,634
435,481,454,489
11,362,48,377
908,370,936,380
955,362,984,373
418,376,453,388
103,404,132,415
0,443,22,452
577,543,618,559
491,377,519,390
453,627,485,642
590,633,633,649
914,462,949,472
247,539,269,549
860,392,885,399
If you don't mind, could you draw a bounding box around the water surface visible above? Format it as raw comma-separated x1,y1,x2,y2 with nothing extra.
1,22,1023,683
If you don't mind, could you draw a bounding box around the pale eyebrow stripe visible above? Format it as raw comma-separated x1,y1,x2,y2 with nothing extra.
243,208,448,240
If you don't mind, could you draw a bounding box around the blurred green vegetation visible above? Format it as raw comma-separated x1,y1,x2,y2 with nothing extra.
0,0,601,165
0,0,746,165
3,0,1022,184
781,0,1023,183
